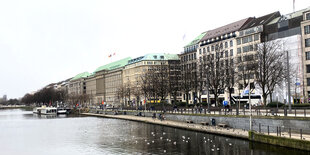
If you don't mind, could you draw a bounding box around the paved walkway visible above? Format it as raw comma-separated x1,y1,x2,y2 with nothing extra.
83,113,249,139
82,113,310,142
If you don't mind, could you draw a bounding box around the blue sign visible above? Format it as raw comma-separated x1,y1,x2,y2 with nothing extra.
223,101,228,106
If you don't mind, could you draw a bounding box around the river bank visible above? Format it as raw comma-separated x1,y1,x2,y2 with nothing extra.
82,112,310,151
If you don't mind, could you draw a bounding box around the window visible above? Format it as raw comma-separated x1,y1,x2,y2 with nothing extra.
307,78,310,86
160,56,164,59
211,45,214,51
199,49,201,54
207,46,210,52
306,13,310,20
248,35,253,42
306,39,310,47
307,65,310,73
305,25,310,35
306,52,310,60
225,50,228,57
237,39,241,45
203,48,206,54
230,49,233,56
230,40,233,47
243,46,249,52
225,42,228,48
194,53,196,59
242,37,248,44
237,48,241,54
254,34,259,41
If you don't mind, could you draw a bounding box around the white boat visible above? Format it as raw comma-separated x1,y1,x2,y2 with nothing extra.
57,108,67,114
33,106,57,115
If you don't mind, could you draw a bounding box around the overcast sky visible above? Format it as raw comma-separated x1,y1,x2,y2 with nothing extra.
0,0,309,99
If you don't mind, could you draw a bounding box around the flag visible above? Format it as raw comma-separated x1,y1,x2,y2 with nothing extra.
102,101,104,105
182,34,186,41
108,52,116,58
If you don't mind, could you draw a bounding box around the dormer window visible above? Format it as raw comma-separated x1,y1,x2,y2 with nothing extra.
153,55,157,59
160,56,164,59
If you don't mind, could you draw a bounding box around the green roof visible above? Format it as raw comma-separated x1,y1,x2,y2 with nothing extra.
94,57,131,73
71,72,90,81
185,32,207,47
142,53,179,60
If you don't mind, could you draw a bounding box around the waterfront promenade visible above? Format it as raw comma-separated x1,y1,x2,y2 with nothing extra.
82,112,310,142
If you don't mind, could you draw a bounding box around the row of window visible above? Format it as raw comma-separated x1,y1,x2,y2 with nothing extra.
199,40,234,54
181,53,197,62
237,44,257,54
184,45,198,53
237,34,259,45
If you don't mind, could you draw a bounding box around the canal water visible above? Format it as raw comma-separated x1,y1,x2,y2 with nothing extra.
0,109,308,155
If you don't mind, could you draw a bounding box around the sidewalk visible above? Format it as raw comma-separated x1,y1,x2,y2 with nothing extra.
82,113,249,139
82,112,310,142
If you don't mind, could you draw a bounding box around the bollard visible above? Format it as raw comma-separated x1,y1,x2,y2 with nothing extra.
300,129,303,140
277,126,279,136
267,126,269,135
192,108,193,114
279,127,281,137
259,123,261,133
181,108,183,114
304,109,306,117
243,108,245,115
289,128,291,138
204,108,206,114
295,108,297,117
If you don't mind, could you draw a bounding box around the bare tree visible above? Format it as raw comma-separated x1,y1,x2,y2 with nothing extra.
255,40,285,105
116,85,125,107
168,60,181,106
204,44,226,106
223,58,237,106
180,63,193,106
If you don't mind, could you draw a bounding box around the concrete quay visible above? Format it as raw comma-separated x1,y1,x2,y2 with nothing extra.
82,112,310,151
82,113,249,139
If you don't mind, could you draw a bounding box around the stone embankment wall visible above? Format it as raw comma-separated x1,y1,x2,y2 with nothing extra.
91,109,310,133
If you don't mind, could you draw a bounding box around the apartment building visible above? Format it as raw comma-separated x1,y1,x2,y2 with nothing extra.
197,18,252,104
180,32,206,104
123,53,180,106
301,8,310,102
68,72,90,96
92,57,131,107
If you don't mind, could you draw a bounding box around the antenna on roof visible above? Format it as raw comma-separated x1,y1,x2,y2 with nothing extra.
293,0,295,12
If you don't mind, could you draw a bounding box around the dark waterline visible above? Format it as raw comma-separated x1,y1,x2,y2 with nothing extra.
0,109,309,155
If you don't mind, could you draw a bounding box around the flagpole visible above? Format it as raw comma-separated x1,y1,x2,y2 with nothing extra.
249,88,252,131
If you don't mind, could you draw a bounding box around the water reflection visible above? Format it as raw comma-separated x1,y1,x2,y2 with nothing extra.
0,109,308,155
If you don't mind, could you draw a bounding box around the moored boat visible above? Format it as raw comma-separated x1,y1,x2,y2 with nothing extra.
33,106,57,115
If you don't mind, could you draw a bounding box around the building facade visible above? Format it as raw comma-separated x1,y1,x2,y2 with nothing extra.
301,8,310,102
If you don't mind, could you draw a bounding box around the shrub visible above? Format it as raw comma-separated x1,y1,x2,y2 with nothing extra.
266,102,284,107
285,103,310,108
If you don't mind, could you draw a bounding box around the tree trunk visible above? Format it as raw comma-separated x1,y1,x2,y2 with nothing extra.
263,94,267,106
